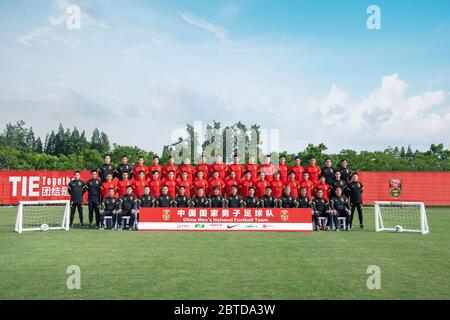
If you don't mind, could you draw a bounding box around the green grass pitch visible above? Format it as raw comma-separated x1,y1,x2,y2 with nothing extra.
0,206,449,300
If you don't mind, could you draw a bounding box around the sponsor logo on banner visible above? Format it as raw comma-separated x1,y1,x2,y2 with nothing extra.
389,179,402,198
195,224,205,228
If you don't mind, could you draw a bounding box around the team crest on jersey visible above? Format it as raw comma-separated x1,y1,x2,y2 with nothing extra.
162,210,171,221
389,179,402,198
280,210,289,222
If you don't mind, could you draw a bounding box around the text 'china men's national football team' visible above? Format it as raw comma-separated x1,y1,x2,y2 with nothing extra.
68,154,364,232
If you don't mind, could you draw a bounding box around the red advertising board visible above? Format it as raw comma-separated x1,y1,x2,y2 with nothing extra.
139,207,313,232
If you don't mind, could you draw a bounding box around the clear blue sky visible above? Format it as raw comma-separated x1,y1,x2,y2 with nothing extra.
0,0,449,153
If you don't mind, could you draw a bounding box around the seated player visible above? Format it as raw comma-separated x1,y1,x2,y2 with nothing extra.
208,170,225,196
100,172,117,199
330,187,351,232
138,186,156,208
178,157,195,181
162,170,177,199
278,186,299,208
148,155,163,177
196,155,210,178
115,154,133,180
191,187,210,208
239,170,254,198
311,189,331,231
133,156,147,178
245,155,259,181
289,156,304,183
148,170,162,199
254,171,270,198
261,186,276,208
132,170,148,197
99,188,121,230
209,186,226,208
228,154,245,181
177,171,192,198
243,186,260,208
118,186,138,230
271,170,284,199
286,171,300,198
157,185,175,207
300,172,314,199
305,157,321,185
225,185,244,208
174,186,191,207
330,170,346,198
297,187,311,208
210,155,227,180
313,175,331,201
117,171,132,197
193,170,209,196
224,170,239,196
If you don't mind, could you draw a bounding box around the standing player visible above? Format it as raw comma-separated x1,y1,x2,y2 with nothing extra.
245,155,259,181
305,157,321,185
210,155,227,180
311,189,330,231
209,186,226,207
289,156,304,183
277,155,289,184
224,171,239,196
286,171,300,199
254,171,271,198
118,186,138,230
157,185,175,207
261,186,276,208
345,172,364,229
178,158,195,181
339,158,353,184
300,172,314,199
313,175,331,201
196,155,210,178
330,171,346,198
133,156,147,179
297,187,311,208
208,170,225,196
321,158,335,185
85,170,102,228
68,171,85,228
278,186,298,208
162,170,177,199
148,155,163,177
243,186,260,208
117,172,132,197
115,155,133,180
225,185,244,208
330,187,351,231
163,156,178,179
99,188,121,229
148,171,162,199
100,172,117,199
239,170,255,198
132,171,148,197
191,187,210,208
175,186,191,207
271,171,284,199
228,154,245,181
98,154,115,183
259,155,275,182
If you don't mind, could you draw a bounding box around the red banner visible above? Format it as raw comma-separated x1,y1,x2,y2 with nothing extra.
139,207,313,232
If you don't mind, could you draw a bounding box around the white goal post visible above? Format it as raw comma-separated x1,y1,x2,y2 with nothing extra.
15,200,71,233
375,201,429,235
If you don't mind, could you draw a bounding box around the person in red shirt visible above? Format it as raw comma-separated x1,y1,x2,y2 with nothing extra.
162,170,177,199
210,155,227,180
117,172,133,196
224,170,239,196
178,157,195,181
208,170,225,196
254,171,271,198
271,171,284,199
305,157,321,185
177,171,193,197
239,170,255,198
289,156,304,183
300,172,315,199
245,155,259,181
132,170,147,197
259,154,275,182
276,155,288,184
228,154,245,181
313,175,331,201
100,172,117,199
196,155,210,178
133,156,147,178
163,156,178,180
286,171,300,198
148,155,163,177
193,170,209,196
148,170,162,199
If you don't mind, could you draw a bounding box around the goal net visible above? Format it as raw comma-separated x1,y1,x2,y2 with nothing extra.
15,200,70,233
375,201,429,235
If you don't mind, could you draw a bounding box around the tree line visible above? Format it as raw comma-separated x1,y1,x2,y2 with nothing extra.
0,120,449,171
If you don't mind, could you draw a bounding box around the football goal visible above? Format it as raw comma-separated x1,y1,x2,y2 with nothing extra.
375,201,429,235
15,200,70,233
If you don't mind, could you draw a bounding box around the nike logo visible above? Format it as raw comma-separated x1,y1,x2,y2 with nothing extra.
227,224,239,229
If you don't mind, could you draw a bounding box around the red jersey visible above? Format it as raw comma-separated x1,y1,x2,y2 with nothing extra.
178,164,195,181
300,179,315,198
259,164,275,182
100,181,117,198
162,178,177,198
148,164,163,176
313,183,331,201
245,164,259,181
271,179,284,199
254,179,270,198
224,178,239,196
192,178,209,195
163,164,178,178
276,164,288,184
305,165,321,184
177,179,193,197
289,165,305,182
132,179,147,197
196,163,210,178
239,178,255,198
117,179,132,196
287,179,300,198
208,177,225,196
133,165,147,178
228,163,245,181
210,163,227,180
148,178,162,198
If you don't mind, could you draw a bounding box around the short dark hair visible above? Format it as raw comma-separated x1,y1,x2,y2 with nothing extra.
104,154,111,158
325,157,332,161
179,186,185,189
138,156,144,160
153,155,160,160
74,171,81,174
122,154,128,158
126,185,133,189
248,186,256,191
91,169,97,174
265,186,272,190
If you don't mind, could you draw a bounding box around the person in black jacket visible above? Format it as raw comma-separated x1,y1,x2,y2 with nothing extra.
68,171,86,228
157,185,175,207
278,186,298,208
138,186,156,208
321,158,335,185
209,186,226,208
115,155,133,180
345,172,364,229
98,154,115,183
85,170,102,228
118,186,138,230
225,185,244,208
175,186,191,207
191,187,210,208
297,187,311,208
99,188,121,229
243,186,260,208
311,189,330,231
261,186,276,208
339,158,353,184
330,187,351,231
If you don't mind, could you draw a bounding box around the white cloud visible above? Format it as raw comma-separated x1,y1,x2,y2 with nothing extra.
17,27,53,46
179,11,229,41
